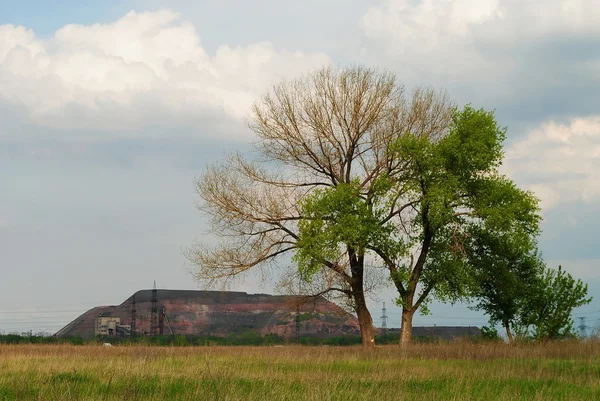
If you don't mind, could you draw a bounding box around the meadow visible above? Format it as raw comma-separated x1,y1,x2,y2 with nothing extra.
1,342,599,400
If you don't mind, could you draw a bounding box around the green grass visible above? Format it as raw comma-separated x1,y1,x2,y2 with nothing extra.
0,342,599,400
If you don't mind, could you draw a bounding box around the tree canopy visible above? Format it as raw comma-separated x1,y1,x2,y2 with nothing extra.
518,265,592,340
466,227,543,342
189,65,584,347
188,66,454,346
299,104,542,344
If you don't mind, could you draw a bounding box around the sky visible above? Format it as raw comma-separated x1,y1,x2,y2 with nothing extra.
1,0,599,335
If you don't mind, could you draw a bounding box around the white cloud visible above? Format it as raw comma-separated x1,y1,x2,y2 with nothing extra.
360,0,600,70
360,0,502,79
361,0,503,48
0,10,330,138
504,116,600,209
359,0,600,117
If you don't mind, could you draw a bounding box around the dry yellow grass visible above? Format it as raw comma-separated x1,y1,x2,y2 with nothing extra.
1,341,599,400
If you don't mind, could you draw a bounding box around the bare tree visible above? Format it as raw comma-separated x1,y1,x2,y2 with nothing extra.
187,66,453,347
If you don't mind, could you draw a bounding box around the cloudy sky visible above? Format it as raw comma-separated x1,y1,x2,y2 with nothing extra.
1,0,599,334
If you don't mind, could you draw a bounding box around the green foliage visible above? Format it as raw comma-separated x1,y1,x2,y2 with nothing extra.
294,104,543,335
0,334,84,345
518,266,592,340
173,335,188,346
467,227,592,343
439,105,506,175
478,326,502,342
295,180,399,280
388,105,541,308
466,224,543,338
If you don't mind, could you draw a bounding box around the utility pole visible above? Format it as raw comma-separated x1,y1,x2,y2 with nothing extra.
130,293,136,338
579,317,588,338
380,302,388,336
151,281,158,337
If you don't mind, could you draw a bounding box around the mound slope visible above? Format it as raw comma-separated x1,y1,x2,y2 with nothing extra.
56,290,360,339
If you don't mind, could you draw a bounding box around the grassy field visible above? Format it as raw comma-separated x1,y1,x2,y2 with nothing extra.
1,342,599,400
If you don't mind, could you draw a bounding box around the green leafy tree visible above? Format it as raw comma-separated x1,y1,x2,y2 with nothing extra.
379,106,540,344
478,326,501,342
296,104,541,345
518,265,591,340
466,226,543,342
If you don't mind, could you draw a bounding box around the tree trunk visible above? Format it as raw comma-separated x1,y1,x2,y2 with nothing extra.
400,307,414,346
397,221,431,347
504,320,514,343
352,276,375,347
355,297,375,347
348,248,375,347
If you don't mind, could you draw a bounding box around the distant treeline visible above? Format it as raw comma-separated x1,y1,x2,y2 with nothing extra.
0,332,490,346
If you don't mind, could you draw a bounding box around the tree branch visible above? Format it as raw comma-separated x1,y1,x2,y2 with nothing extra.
414,284,434,310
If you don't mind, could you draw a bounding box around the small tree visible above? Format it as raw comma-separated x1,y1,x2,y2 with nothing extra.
466,227,543,342
518,265,591,340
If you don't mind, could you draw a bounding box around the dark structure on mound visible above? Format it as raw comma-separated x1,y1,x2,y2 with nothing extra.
55,290,361,339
